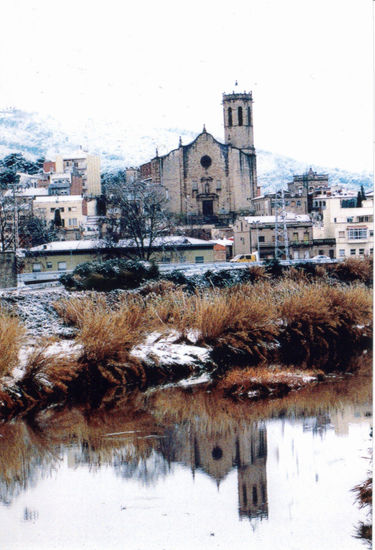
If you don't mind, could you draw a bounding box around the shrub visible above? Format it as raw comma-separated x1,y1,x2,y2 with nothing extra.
60,259,160,291
264,258,283,278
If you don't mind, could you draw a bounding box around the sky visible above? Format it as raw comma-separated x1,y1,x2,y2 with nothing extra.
0,0,373,173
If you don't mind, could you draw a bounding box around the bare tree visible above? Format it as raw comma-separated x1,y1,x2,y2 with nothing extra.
101,180,174,260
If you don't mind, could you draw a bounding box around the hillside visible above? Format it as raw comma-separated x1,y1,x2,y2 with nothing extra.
0,108,372,194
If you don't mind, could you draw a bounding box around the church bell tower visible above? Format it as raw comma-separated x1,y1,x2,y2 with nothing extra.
223,88,254,151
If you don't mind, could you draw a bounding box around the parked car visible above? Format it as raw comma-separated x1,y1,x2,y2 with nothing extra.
311,255,332,262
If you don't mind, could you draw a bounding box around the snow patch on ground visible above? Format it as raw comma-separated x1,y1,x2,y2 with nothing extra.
131,338,210,366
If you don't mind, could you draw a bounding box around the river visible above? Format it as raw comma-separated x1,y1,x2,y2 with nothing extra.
0,370,372,550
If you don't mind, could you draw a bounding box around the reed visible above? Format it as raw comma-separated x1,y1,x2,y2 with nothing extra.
0,308,25,378
329,257,373,285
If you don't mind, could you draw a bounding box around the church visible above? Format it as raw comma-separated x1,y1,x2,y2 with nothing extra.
140,89,260,223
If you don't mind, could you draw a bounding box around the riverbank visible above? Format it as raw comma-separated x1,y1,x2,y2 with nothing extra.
0,278,372,420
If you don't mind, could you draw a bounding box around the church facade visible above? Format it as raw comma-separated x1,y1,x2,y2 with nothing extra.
140,90,260,223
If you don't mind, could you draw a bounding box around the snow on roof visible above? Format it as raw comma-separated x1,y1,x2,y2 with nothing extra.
30,236,214,253
30,240,99,252
244,214,311,224
209,238,233,246
17,188,49,196
32,195,83,203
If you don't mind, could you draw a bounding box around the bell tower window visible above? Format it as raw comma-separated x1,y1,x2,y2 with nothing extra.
247,106,251,126
238,106,243,126
228,107,232,127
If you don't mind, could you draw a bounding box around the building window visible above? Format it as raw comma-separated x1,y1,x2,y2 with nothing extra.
296,200,301,206
58,262,67,271
228,107,232,127
161,256,171,263
195,256,204,263
32,263,41,272
293,232,298,242
200,155,212,169
247,106,251,126
359,248,365,255
339,231,345,238
370,230,374,237
68,218,78,227
370,249,373,255
216,180,222,190
339,249,345,257
258,236,265,243
350,249,356,255
348,228,367,240
346,217,354,223
319,250,324,255
238,106,243,126
192,180,198,191
46,262,53,269
303,232,309,242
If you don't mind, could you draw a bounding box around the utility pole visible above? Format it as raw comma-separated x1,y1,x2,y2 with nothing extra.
11,183,19,254
274,188,289,260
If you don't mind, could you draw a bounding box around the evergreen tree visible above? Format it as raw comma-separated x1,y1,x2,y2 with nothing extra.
54,208,62,227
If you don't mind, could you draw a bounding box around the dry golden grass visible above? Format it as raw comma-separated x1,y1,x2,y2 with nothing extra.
54,293,150,363
246,265,270,282
53,294,108,327
75,298,148,363
329,257,373,285
0,308,25,377
217,365,320,397
278,282,372,367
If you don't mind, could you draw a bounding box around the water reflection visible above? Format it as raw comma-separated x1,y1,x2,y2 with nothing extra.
0,368,371,533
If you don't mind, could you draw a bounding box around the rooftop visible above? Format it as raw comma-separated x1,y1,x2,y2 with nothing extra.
244,214,311,224
32,195,83,203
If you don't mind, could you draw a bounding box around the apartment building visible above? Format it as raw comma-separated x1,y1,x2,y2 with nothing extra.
233,213,313,260
313,194,373,258
32,195,87,236
55,150,101,196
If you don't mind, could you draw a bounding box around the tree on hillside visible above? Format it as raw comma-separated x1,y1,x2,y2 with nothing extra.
101,180,174,260
101,170,127,192
0,153,45,189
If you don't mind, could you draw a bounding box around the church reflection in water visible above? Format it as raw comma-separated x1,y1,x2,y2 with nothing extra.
159,422,268,519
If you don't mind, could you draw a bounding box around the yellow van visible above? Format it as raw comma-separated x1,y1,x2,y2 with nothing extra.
230,253,259,263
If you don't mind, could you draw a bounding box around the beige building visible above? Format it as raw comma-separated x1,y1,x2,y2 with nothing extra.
253,192,308,216
32,195,87,235
55,150,101,196
140,90,259,223
22,237,218,280
234,214,313,260
313,194,374,258
287,168,329,195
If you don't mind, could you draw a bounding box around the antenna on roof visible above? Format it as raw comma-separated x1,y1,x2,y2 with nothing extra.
235,80,238,87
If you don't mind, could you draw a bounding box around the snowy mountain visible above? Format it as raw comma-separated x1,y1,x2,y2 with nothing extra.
0,108,372,194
